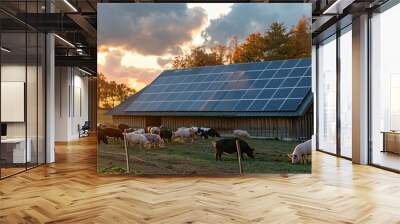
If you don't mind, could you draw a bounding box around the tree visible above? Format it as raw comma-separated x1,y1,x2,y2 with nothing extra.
263,22,290,60
172,46,226,69
232,32,266,63
287,17,311,58
97,73,136,109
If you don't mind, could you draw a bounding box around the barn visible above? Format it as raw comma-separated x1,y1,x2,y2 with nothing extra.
107,58,313,140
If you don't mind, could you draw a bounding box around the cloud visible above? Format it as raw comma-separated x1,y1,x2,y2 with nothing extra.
202,3,311,45
157,57,172,67
98,3,207,56
98,48,161,91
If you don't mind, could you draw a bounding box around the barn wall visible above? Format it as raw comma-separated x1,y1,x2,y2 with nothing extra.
111,107,313,140
112,116,146,128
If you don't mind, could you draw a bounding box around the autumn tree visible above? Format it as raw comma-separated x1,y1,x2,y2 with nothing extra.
287,17,311,58
97,73,136,109
232,32,266,63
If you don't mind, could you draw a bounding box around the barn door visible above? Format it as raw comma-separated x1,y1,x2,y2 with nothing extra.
146,117,161,127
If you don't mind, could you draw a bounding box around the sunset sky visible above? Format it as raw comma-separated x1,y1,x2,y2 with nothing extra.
98,3,310,91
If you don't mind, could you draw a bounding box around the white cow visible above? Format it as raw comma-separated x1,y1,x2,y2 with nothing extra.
125,132,149,149
133,129,145,134
288,139,312,164
173,128,196,144
143,133,164,148
233,129,251,138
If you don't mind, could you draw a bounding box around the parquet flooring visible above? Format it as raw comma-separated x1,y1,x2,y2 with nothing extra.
0,136,399,223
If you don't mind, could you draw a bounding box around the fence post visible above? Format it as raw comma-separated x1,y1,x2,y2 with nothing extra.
123,129,130,173
235,139,243,174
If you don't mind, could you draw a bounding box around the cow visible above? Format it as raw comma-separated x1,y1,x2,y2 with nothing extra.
118,123,130,132
150,127,160,135
212,138,255,161
133,129,145,134
233,129,251,139
143,133,164,148
172,128,196,144
97,127,123,144
198,128,221,139
160,128,173,143
125,132,149,149
288,139,312,164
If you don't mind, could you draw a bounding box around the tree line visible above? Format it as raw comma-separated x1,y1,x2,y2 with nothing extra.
172,17,311,68
98,73,136,109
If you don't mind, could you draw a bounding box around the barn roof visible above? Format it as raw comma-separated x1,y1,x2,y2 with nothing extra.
108,58,312,117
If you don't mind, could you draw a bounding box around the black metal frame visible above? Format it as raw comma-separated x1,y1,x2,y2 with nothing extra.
0,0,47,180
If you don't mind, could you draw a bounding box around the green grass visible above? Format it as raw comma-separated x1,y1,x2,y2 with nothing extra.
97,108,113,124
97,138,311,175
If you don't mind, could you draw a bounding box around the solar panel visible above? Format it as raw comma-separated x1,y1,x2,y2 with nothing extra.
125,58,311,113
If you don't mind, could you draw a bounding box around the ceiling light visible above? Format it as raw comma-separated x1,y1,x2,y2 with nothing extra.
78,67,93,76
54,34,75,48
63,0,78,12
1,47,11,53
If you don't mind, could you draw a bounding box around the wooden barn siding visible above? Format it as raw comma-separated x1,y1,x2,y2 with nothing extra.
112,116,146,128
111,108,313,140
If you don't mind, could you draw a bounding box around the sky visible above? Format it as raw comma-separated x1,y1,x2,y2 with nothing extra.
97,3,311,91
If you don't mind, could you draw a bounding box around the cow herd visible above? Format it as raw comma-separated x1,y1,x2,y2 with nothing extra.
98,123,311,164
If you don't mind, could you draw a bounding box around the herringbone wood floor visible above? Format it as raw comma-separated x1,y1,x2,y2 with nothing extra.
0,136,399,224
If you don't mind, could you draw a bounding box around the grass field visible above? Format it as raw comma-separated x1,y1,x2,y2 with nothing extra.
98,137,311,175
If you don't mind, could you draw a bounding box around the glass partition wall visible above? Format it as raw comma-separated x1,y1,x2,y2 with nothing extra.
316,24,353,159
0,3,46,179
370,3,400,171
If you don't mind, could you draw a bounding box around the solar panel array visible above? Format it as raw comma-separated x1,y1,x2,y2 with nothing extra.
125,58,311,113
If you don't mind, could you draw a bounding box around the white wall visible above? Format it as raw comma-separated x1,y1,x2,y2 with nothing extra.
54,67,89,141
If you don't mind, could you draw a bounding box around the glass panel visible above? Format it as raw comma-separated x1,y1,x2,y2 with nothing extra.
318,35,337,154
267,60,284,69
281,59,299,68
297,77,311,87
214,100,237,111
264,99,285,111
27,31,38,169
273,88,292,99
281,77,300,87
250,79,269,89
242,89,260,99
1,30,28,177
371,5,400,171
265,78,284,88
280,99,302,111
234,100,253,111
273,69,291,78
340,26,352,158
258,89,276,99
289,87,309,98
289,67,307,77
248,100,269,110
258,70,276,79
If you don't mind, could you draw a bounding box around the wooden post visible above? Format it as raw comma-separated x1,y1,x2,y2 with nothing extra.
235,139,243,174
123,129,130,173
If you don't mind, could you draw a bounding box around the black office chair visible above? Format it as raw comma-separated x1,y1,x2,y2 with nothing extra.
79,121,90,138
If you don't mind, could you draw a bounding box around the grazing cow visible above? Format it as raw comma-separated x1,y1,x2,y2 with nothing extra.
198,128,221,139
98,127,123,144
160,128,173,143
233,129,251,139
125,133,149,149
288,139,312,164
118,123,130,132
212,138,255,161
97,128,108,144
150,127,160,135
133,129,145,134
172,128,196,143
143,133,164,148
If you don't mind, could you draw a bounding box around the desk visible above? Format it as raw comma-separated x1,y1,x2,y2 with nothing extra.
382,131,400,154
1,138,31,163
